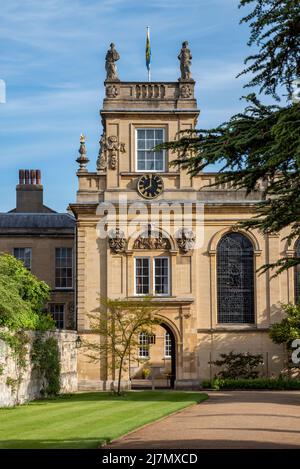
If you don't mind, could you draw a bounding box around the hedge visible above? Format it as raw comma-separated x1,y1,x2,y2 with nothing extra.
201,377,300,390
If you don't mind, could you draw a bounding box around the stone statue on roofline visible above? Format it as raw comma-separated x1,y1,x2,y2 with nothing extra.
105,43,120,82
178,41,192,81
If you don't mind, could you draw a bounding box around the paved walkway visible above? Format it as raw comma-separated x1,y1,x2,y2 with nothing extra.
105,391,300,449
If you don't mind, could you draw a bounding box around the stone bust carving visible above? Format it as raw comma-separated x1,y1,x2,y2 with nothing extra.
105,43,120,82
178,41,192,81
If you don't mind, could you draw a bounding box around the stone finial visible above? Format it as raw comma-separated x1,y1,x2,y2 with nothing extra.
105,43,120,82
76,133,89,171
178,41,192,81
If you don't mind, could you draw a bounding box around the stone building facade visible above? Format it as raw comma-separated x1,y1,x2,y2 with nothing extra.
0,170,76,330
70,47,298,390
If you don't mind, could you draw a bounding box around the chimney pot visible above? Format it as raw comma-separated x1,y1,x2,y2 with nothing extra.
19,169,25,185
25,170,29,184
30,169,36,185
36,170,41,185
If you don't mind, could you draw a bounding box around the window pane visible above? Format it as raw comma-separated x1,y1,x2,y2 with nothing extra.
137,129,145,139
146,129,154,139
146,139,155,150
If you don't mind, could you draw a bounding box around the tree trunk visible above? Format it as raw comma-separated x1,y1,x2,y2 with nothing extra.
117,357,123,395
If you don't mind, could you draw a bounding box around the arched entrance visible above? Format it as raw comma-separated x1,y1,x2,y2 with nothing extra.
161,323,176,389
130,322,177,389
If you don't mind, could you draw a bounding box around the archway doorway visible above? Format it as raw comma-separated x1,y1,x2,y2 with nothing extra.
162,323,176,389
130,322,176,389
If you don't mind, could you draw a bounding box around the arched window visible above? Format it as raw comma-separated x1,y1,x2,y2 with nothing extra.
217,232,254,324
295,239,300,304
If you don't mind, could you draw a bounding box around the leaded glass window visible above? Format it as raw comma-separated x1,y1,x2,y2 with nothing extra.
217,232,254,323
295,239,300,304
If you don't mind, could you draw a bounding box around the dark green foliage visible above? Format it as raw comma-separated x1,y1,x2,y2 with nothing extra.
0,253,56,402
159,0,300,274
160,98,300,274
238,0,300,100
210,351,264,379
202,377,300,390
31,335,61,396
0,253,53,330
269,303,300,347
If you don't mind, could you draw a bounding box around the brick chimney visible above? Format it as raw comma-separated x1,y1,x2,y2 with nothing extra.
16,169,44,212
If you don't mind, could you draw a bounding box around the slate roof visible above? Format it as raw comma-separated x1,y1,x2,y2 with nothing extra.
0,213,76,229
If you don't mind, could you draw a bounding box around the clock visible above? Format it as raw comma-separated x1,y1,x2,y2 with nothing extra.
137,174,164,199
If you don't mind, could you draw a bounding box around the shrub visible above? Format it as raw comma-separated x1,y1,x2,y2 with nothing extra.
210,351,264,379
31,335,61,396
0,253,52,331
201,377,300,390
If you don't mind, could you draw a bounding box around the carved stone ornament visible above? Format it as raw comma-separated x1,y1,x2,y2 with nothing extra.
180,84,192,98
178,41,192,81
96,133,125,171
96,132,107,171
106,135,125,170
106,84,119,98
176,228,195,253
108,228,127,253
133,228,171,250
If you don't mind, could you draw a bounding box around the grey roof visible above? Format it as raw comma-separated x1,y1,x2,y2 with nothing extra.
0,213,76,229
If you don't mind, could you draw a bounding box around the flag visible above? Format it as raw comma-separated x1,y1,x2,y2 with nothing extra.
145,27,151,74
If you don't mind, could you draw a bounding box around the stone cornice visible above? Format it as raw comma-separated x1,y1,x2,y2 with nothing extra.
68,203,99,216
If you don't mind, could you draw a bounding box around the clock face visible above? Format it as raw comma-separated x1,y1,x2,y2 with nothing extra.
137,174,164,199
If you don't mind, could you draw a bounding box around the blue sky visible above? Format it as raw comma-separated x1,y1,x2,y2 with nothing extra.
1,0,262,212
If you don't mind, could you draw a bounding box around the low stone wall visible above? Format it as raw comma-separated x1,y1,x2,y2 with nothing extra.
0,330,78,407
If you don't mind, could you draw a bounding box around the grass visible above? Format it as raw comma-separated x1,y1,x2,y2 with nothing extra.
0,391,208,449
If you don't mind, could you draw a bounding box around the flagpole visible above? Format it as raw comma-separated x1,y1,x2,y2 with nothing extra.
146,26,151,82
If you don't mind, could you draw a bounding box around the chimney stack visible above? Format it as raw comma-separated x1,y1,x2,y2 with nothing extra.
16,169,44,213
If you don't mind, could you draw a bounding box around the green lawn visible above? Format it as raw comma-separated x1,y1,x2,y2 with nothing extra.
0,391,208,449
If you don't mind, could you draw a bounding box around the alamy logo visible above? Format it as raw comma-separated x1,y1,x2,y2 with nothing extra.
291,339,300,365
0,80,6,103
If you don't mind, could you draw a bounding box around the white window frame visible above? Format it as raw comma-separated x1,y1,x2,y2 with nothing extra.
13,247,32,270
138,332,150,358
153,257,170,296
55,247,73,290
164,332,172,358
134,257,150,296
135,128,165,172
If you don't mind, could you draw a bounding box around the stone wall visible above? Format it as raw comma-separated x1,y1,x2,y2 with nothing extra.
0,330,78,407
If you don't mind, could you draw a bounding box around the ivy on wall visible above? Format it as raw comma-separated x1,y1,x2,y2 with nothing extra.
0,254,60,403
